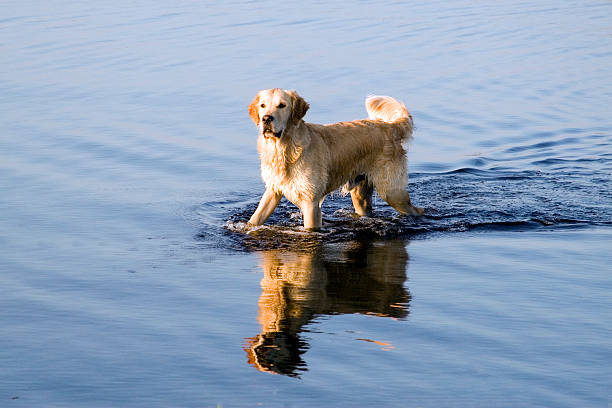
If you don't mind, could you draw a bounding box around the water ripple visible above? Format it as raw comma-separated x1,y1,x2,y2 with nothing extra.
199,158,611,252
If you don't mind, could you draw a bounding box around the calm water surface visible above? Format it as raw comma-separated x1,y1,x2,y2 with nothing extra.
1,1,611,407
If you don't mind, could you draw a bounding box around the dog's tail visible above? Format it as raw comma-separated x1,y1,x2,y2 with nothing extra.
365,95,413,139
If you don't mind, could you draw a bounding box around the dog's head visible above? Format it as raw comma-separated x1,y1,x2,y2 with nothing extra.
249,89,309,139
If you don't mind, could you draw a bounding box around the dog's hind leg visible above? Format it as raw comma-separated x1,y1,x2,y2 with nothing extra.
371,158,423,217
380,189,424,216
350,177,374,216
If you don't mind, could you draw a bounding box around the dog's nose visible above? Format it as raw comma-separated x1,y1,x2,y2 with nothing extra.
262,115,274,123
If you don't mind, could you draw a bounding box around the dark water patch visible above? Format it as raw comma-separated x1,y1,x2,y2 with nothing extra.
502,137,580,154
531,157,609,167
494,130,612,170
436,167,522,178
213,199,425,252
209,162,611,252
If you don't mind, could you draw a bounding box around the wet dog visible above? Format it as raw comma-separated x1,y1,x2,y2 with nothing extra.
247,88,423,230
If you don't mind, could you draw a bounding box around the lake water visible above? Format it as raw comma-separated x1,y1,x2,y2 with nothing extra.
1,1,611,407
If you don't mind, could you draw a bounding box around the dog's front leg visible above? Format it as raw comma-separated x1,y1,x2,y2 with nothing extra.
301,201,322,230
248,188,282,226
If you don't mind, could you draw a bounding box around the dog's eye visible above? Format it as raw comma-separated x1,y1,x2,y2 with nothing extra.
260,103,265,108
278,103,286,108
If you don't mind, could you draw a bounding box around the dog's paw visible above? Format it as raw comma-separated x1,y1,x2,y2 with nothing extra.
226,220,251,233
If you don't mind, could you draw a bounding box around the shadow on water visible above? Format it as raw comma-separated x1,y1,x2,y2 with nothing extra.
243,240,410,377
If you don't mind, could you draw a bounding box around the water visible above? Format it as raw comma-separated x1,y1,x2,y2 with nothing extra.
1,1,611,407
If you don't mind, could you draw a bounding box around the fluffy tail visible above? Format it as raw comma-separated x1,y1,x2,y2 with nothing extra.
365,95,413,138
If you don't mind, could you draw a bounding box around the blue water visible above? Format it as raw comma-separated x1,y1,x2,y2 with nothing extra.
1,1,611,407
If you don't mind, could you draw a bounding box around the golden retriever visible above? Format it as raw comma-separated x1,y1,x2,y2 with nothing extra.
247,88,423,230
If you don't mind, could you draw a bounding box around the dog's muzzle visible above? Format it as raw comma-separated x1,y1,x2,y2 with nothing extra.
262,114,282,138
262,126,283,139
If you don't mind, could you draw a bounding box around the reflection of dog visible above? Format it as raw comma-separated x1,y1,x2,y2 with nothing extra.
247,88,423,230
244,241,411,377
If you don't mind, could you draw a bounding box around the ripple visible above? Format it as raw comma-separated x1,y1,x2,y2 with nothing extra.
200,156,611,251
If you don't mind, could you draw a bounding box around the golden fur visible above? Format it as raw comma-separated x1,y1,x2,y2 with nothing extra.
247,88,423,230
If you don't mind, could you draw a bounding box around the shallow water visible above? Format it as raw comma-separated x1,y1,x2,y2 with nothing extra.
1,1,612,407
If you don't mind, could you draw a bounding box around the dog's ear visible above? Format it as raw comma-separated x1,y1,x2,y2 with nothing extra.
289,90,309,126
248,94,260,125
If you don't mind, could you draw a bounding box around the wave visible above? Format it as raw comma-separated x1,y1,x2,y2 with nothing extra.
197,166,611,251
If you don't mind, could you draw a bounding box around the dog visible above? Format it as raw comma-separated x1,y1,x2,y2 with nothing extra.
247,88,423,230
